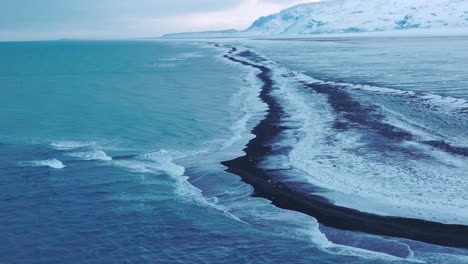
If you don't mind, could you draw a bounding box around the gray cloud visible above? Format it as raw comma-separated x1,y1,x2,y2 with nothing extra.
0,0,239,28
0,0,312,40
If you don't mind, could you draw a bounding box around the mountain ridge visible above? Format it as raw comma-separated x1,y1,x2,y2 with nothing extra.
245,0,468,35
162,0,468,38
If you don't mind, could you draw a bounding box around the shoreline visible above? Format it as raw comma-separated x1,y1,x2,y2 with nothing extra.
221,45,468,249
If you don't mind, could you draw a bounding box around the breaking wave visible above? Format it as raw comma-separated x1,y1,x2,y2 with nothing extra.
113,149,245,223
67,150,112,161
30,159,65,169
51,141,96,151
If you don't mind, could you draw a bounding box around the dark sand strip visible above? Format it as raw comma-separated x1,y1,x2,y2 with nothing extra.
221,47,468,249
306,83,468,157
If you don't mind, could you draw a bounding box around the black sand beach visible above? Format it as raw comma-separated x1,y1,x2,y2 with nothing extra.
221,45,468,249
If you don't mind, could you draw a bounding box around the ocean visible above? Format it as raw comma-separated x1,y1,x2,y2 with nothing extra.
0,39,467,263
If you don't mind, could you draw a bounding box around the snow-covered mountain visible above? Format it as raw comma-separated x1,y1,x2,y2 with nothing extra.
245,0,468,35
162,0,468,38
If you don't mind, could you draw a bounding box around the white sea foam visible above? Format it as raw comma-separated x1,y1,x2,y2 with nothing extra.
51,141,96,151
304,78,468,114
114,149,245,223
177,52,204,59
67,150,112,161
173,43,467,261
259,65,432,262
151,62,178,68
158,52,204,62
259,57,468,225
158,58,185,62
221,68,266,151
221,48,393,256
321,244,420,263
51,140,116,162
223,45,468,224
31,159,66,169
414,253,468,264
139,44,454,262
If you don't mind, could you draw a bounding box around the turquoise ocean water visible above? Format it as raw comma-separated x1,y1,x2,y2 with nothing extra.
0,40,336,263
0,40,466,263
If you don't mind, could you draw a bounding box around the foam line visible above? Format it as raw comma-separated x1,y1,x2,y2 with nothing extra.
30,159,65,169
220,45,468,249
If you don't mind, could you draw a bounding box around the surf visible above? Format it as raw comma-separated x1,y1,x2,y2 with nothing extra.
219,43,468,251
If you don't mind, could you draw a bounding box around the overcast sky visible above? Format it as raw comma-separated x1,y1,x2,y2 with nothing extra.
0,0,317,40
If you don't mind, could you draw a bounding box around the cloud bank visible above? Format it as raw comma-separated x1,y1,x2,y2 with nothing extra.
0,0,317,40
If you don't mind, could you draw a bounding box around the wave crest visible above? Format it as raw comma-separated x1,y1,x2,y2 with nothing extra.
67,150,112,161
31,159,65,169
